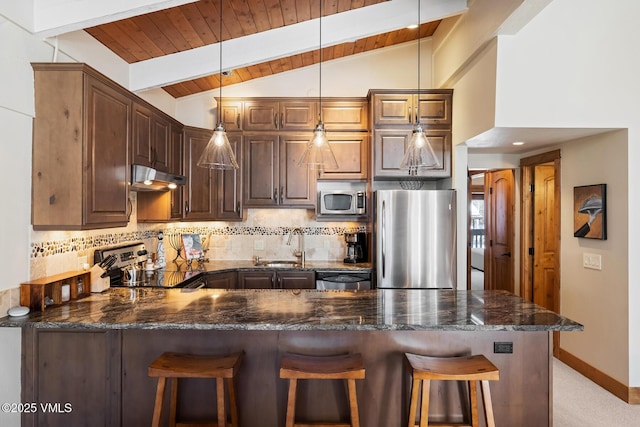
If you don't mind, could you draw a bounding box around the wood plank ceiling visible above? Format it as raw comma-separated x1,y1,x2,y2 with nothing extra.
85,0,441,98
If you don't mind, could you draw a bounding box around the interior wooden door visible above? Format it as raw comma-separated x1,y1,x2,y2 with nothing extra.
533,163,559,311
485,169,515,292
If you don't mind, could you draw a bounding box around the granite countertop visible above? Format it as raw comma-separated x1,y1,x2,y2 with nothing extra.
0,288,583,332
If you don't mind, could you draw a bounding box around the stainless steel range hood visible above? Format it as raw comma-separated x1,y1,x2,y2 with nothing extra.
131,164,186,191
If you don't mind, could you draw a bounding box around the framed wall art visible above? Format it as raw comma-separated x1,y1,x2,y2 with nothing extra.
573,184,607,240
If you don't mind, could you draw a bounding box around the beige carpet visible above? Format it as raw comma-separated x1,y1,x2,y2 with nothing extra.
553,358,640,426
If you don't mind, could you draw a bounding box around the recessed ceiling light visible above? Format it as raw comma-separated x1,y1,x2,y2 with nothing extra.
407,24,419,29
512,141,525,146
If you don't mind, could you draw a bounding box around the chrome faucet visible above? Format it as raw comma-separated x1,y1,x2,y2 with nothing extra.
287,227,305,267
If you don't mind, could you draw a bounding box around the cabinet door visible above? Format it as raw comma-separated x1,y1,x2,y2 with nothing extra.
373,129,451,178
205,271,238,289
84,76,131,226
280,101,315,130
220,99,243,131
243,101,279,131
243,134,279,206
169,123,185,219
184,127,216,219
416,93,452,126
372,93,413,126
238,271,275,289
321,100,368,131
280,134,316,207
151,113,170,172
318,133,368,180
215,133,244,220
131,102,152,167
277,271,315,289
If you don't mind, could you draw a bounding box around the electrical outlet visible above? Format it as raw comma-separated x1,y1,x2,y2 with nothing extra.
583,253,602,270
494,342,513,354
254,240,265,250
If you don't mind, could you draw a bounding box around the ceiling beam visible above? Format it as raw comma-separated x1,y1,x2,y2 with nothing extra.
32,0,198,38
129,0,468,92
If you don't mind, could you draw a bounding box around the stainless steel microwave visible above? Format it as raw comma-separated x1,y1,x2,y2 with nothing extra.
318,191,366,215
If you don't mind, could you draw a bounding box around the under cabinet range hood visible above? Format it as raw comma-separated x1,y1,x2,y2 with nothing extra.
131,164,186,191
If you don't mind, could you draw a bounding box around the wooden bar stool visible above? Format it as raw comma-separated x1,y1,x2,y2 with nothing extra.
405,353,499,427
148,351,243,427
279,352,366,427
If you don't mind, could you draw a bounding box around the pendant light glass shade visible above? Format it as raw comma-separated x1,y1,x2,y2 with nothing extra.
197,123,239,170
297,0,338,171
197,0,239,170
297,121,338,170
399,0,439,175
400,123,440,175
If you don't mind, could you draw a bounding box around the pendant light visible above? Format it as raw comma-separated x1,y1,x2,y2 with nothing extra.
197,0,239,170
297,0,338,170
399,0,440,176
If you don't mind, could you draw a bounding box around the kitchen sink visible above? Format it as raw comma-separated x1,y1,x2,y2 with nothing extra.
255,260,302,268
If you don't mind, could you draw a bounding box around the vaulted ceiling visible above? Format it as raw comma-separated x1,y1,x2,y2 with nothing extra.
27,0,468,98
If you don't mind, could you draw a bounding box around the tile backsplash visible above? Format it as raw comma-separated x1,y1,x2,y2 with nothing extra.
29,203,368,280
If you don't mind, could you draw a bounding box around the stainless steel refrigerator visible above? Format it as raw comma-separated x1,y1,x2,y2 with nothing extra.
374,190,456,289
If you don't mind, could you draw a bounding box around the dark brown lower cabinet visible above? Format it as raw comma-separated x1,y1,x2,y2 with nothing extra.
22,329,121,427
277,271,315,289
204,271,238,289
238,271,275,289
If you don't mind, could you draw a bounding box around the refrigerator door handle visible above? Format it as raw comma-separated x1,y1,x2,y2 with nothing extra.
381,199,386,278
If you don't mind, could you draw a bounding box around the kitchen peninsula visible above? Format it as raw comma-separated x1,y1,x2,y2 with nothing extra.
2,287,581,427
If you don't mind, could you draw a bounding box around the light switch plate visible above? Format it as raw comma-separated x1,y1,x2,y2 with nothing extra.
583,253,602,270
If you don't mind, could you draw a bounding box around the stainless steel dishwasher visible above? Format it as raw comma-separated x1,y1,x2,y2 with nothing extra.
315,271,372,290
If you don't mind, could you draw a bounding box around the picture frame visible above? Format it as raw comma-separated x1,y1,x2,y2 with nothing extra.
573,184,607,240
181,233,204,260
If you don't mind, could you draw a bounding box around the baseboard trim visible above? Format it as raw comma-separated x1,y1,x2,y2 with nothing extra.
558,348,640,404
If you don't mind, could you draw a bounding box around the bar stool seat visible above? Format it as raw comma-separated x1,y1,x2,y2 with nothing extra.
148,351,243,427
279,352,366,427
405,353,499,427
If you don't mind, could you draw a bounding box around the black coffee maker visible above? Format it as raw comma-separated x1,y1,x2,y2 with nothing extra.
344,232,367,264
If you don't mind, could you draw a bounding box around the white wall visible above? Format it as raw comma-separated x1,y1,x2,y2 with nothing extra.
494,0,639,386
560,130,629,384
176,39,434,128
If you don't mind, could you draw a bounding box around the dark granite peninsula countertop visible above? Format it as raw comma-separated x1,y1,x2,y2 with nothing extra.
0,288,583,332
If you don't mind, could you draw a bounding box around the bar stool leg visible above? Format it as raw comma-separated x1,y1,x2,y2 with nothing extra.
152,376,167,427
480,380,496,427
347,378,361,427
469,380,479,427
226,377,239,427
419,380,430,427
169,378,178,427
216,378,226,427
285,378,297,427
407,377,420,427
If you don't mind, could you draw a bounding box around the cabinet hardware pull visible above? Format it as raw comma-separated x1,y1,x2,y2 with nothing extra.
236,114,240,129
127,198,133,221
236,202,240,214
280,186,284,203
273,113,278,128
273,188,278,201
280,113,284,128
185,201,190,215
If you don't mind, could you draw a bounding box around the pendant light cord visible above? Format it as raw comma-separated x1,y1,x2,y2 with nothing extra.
218,0,223,125
417,0,421,125
319,0,323,123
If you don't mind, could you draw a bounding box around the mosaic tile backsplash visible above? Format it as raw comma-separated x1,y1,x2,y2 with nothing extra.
29,204,368,280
